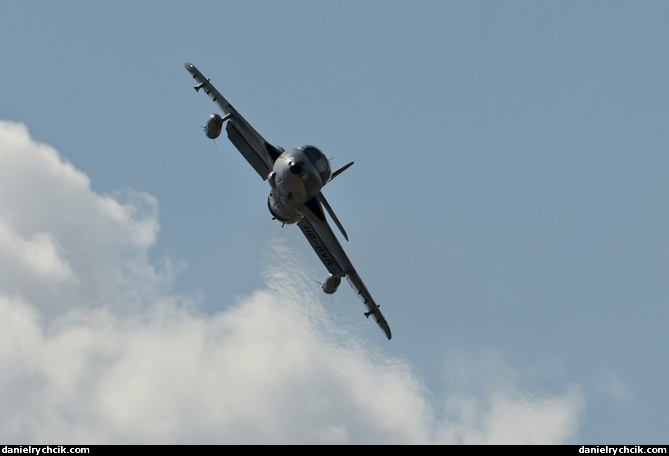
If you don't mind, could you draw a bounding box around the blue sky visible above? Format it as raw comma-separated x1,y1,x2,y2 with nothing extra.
1,1,667,443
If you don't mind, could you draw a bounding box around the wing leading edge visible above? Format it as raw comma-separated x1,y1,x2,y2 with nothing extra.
184,62,281,179
297,201,392,340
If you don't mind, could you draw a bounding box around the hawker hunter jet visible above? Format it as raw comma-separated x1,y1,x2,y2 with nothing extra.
184,62,391,340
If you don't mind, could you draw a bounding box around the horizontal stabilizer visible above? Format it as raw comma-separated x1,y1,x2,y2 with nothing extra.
329,161,354,183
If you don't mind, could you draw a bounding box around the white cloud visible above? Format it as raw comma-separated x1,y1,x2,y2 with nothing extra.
0,120,584,444
0,121,162,320
0,220,72,283
593,368,633,403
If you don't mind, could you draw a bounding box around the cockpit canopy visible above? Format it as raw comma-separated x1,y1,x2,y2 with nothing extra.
299,145,331,184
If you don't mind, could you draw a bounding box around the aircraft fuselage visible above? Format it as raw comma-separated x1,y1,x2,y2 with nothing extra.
267,145,331,224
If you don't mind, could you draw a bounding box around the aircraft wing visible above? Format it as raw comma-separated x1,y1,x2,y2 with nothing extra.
297,200,392,340
184,62,281,179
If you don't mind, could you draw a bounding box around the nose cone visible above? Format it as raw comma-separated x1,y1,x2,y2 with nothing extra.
289,161,303,175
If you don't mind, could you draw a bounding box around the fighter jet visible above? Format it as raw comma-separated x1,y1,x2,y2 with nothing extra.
184,62,391,340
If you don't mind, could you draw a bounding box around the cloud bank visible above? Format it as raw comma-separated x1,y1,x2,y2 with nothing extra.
0,121,583,444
